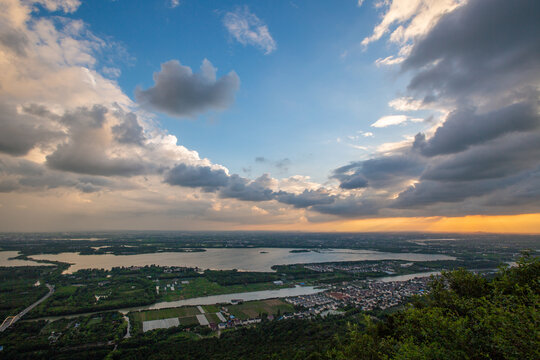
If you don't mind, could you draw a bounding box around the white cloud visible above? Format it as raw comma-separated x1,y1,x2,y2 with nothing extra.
371,115,408,127
362,0,466,47
168,0,179,8
388,97,424,111
375,55,405,66
32,0,81,13
349,144,368,150
371,115,424,128
223,6,277,55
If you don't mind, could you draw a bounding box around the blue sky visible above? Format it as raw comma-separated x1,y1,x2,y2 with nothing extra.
61,0,423,182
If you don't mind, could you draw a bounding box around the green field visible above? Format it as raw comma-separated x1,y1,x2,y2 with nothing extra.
178,316,199,326
202,304,220,313
160,278,288,301
204,313,221,324
130,306,200,322
227,299,294,320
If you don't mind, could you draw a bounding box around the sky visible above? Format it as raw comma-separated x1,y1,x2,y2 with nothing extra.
0,0,539,233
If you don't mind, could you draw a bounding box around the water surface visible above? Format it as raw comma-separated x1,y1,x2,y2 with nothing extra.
29,248,455,273
0,251,49,267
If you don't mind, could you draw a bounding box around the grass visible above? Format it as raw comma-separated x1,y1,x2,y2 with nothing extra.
204,313,221,324
130,306,200,322
87,317,102,325
178,316,199,326
227,299,294,320
202,304,220,313
160,278,288,301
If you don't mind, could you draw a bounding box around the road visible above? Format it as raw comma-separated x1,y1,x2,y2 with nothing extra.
0,284,54,332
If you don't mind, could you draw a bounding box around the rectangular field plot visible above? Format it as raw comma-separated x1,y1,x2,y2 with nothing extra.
228,299,294,320
204,313,221,324
178,316,199,326
132,306,200,322
143,317,179,332
196,314,209,325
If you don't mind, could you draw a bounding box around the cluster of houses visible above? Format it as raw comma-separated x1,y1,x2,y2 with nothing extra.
286,276,431,314
304,261,421,275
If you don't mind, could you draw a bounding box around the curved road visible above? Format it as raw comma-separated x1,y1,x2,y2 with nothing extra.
0,284,54,332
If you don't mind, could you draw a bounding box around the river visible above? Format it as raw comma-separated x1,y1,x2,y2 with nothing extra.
30,285,325,322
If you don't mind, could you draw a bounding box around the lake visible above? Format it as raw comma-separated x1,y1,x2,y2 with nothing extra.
0,251,49,267
27,248,455,273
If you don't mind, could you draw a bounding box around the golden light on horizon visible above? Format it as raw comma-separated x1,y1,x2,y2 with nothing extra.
239,213,540,234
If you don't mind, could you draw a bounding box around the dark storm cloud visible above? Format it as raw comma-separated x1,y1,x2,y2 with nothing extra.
164,163,229,191
402,0,540,103
136,59,240,118
311,197,381,217
421,131,540,182
112,112,145,145
0,102,62,156
414,102,540,157
275,189,335,208
332,154,425,189
219,174,275,202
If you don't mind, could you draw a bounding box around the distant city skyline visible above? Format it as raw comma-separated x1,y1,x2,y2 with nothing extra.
0,0,539,233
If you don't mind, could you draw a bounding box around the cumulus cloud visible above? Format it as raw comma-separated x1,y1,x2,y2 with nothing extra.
136,59,240,118
223,6,277,54
45,106,151,176
0,102,62,156
112,111,146,146
164,163,229,191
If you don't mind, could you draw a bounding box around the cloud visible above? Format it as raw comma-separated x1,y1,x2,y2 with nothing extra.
371,115,423,128
112,111,146,146
361,0,465,47
254,156,291,173
421,131,540,182
414,102,539,157
275,189,335,208
371,115,408,127
375,55,405,66
168,0,180,9
136,59,240,118
223,6,277,54
164,163,229,191
311,197,381,217
402,0,540,106
25,105,155,177
33,0,82,13
0,102,62,156
333,153,425,190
